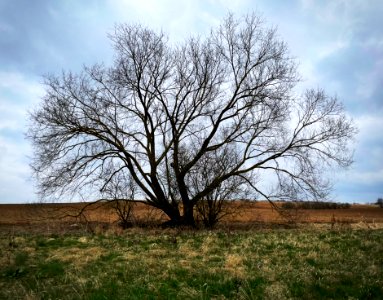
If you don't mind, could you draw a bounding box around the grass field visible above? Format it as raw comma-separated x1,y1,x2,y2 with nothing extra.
1,227,382,299
0,202,382,299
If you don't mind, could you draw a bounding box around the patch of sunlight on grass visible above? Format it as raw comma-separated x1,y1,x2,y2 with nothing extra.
201,233,219,254
178,239,200,259
264,282,289,300
225,253,245,278
50,246,104,266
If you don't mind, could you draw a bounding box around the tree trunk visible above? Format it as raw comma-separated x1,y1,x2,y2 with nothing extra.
183,201,196,227
162,205,181,225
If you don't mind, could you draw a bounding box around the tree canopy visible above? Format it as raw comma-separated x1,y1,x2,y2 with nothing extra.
28,13,356,226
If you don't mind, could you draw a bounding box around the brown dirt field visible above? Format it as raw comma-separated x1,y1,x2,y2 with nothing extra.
224,201,383,224
1,201,382,233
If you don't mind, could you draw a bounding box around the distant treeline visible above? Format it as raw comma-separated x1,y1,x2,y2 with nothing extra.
281,201,351,210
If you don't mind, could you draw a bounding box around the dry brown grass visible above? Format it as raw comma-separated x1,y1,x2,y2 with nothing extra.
0,201,382,233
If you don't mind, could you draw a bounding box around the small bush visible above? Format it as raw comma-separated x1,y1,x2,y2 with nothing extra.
112,200,136,229
196,199,227,228
281,202,297,209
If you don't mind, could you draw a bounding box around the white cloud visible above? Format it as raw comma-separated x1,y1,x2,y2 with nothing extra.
106,0,249,42
107,0,204,38
0,133,35,203
209,0,248,8
317,40,349,60
335,113,383,189
355,58,383,100
0,72,43,203
0,76,42,150
355,113,383,144
0,72,42,96
347,169,383,185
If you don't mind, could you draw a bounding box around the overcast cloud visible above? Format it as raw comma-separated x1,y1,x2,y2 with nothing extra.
0,0,382,203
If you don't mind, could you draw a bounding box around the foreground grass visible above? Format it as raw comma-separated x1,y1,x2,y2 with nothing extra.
1,227,382,299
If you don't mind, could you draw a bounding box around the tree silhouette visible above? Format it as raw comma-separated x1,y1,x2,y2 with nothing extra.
28,13,356,226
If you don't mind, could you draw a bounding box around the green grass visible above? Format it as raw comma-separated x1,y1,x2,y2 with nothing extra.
0,228,382,299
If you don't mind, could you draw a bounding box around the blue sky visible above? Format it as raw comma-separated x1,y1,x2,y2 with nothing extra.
0,0,382,203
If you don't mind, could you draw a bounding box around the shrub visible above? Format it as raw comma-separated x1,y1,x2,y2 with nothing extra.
112,200,136,229
280,202,297,209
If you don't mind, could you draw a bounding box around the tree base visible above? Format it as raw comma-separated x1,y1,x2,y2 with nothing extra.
161,217,196,228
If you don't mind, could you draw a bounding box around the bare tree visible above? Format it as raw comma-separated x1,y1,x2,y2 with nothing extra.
192,147,249,228
101,172,136,228
195,178,247,228
28,13,356,227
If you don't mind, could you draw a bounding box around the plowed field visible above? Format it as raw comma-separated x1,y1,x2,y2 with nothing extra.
1,201,382,233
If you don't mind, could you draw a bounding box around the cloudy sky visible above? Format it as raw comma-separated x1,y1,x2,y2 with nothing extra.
0,0,382,204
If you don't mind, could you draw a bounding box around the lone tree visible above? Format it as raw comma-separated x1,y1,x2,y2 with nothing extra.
29,14,356,226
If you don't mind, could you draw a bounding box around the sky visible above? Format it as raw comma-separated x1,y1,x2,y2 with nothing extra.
0,0,382,204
